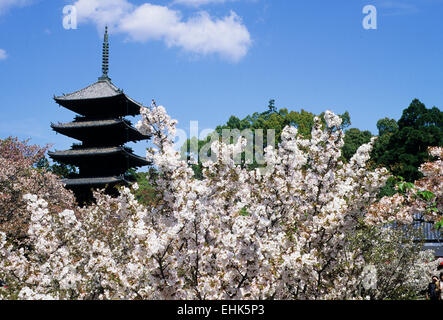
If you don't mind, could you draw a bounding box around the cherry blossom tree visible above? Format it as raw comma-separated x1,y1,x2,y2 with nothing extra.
0,108,440,300
0,138,75,250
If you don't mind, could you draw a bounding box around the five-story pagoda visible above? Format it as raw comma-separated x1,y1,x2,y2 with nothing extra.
49,27,151,204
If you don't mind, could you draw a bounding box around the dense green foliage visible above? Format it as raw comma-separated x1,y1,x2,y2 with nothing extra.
131,169,160,206
211,99,351,143
372,99,443,182
342,128,373,161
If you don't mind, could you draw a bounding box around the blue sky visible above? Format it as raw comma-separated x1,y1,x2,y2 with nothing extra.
0,0,443,160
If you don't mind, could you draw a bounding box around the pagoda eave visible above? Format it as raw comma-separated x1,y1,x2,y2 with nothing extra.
62,176,130,187
54,94,141,117
49,147,151,167
51,120,151,142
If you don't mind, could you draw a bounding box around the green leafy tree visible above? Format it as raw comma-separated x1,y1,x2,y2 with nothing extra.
131,168,160,206
35,157,78,178
373,99,443,182
376,117,398,136
342,128,373,161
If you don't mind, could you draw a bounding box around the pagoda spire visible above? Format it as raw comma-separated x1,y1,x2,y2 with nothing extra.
99,26,110,81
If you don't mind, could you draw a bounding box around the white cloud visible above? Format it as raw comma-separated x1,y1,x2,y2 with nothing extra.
0,49,7,60
74,0,134,28
72,0,251,62
0,0,32,15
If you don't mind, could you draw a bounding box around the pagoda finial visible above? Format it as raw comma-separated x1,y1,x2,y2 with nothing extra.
99,26,110,81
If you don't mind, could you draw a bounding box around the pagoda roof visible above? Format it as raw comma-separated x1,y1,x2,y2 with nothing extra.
54,79,145,117
55,79,122,101
62,176,130,187
49,146,150,167
51,119,150,142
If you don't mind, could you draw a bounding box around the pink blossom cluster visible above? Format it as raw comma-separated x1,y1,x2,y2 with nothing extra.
0,138,75,249
366,147,442,225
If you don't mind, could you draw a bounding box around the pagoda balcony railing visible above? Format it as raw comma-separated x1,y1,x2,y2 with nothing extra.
73,116,132,124
52,118,133,127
